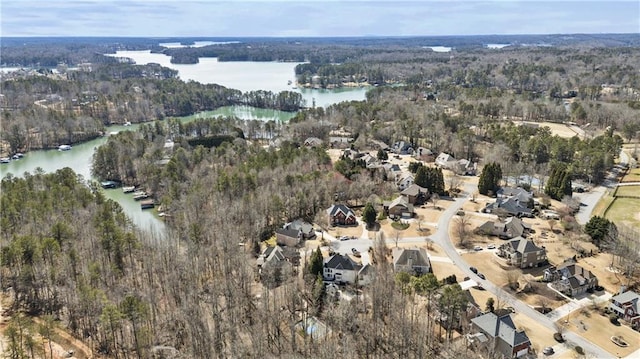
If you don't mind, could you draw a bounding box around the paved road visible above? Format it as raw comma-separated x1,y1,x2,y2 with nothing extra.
430,183,616,359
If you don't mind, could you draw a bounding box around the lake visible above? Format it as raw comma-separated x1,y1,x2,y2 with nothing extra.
0,106,294,233
106,50,369,108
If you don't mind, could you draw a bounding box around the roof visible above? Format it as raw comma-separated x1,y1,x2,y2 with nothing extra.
472,312,531,347
285,219,314,235
611,290,640,304
386,196,413,212
392,248,431,268
401,183,429,197
275,228,300,239
498,187,533,203
324,254,360,271
485,197,532,215
436,152,456,164
259,245,286,266
506,237,543,255
327,204,355,218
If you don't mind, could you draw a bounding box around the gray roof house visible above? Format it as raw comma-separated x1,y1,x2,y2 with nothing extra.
608,290,640,330
435,152,457,169
484,197,533,218
284,219,316,239
323,254,372,285
392,248,431,275
476,217,532,239
543,259,598,297
257,245,286,269
497,187,533,204
470,312,532,359
498,237,547,268
275,228,302,247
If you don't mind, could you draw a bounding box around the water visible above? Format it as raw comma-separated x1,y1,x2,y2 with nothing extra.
486,43,510,49
422,46,452,53
0,107,294,232
106,50,369,107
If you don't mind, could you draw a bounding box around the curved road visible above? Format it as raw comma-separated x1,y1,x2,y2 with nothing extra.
429,183,615,359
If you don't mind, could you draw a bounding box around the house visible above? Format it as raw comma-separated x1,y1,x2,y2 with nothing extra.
498,237,547,268
483,197,533,218
323,254,369,285
470,312,532,358
326,204,357,227
357,263,375,286
284,219,316,240
414,147,433,160
400,183,429,205
608,290,640,331
497,187,533,204
456,159,477,176
476,217,531,239
396,174,415,191
342,148,360,160
435,152,457,169
360,153,378,168
257,245,287,270
392,248,431,275
384,196,415,218
544,259,598,297
304,137,323,147
392,141,414,155
275,228,302,247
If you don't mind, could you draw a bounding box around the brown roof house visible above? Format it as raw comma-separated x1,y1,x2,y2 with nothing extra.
475,217,531,239
497,237,547,268
543,259,598,297
384,196,415,219
469,312,532,359
400,183,429,205
275,228,303,247
608,289,640,331
326,204,357,227
392,248,431,275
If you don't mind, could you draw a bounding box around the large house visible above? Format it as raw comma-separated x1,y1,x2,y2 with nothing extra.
498,237,547,268
435,152,457,169
275,228,302,247
323,254,373,285
400,183,429,205
392,140,414,155
384,196,415,218
544,259,598,297
608,290,640,331
483,197,533,218
469,312,532,359
396,174,415,191
392,248,431,275
327,204,357,227
497,187,533,204
475,217,531,239
284,219,316,240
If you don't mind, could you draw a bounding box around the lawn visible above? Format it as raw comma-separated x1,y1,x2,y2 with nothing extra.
614,185,640,197
592,193,616,217
557,307,640,357
620,167,640,183
605,197,640,229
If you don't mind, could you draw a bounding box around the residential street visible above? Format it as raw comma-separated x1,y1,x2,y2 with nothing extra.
429,183,616,359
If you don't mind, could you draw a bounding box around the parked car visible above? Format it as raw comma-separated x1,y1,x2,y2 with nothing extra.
543,347,555,355
339,236,349,241
487,244,496,249
474,246,483,251
477,273,485,280
470,267,478,274
351,248,361,257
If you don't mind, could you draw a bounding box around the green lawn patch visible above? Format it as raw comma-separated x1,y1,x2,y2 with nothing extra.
615,185,640,198
391,222,410,230
605,197,640,228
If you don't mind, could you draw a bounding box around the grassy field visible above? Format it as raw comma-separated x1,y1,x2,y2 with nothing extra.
605,197,640,229
614,185,640,197
620,167,640,183
592,193,615,217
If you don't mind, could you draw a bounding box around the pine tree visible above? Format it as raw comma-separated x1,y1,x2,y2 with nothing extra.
362,202,377,229
308,247,324,277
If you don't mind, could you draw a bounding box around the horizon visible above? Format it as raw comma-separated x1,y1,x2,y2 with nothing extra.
1,1,638,38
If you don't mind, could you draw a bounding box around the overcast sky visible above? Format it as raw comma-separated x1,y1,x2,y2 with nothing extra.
1,0,639,37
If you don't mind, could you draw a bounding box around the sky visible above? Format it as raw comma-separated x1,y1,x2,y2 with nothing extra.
1,0,639,37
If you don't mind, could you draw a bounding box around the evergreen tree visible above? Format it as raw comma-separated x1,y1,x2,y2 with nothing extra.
308,247,324,277
584,216,614,247
362,202,377,229
377,149,388,160
478,162,501,195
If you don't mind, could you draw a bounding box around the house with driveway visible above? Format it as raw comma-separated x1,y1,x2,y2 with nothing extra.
384,196,415,219
483,197,533,218
327,204,357,227
392,247,431,275
323,254,373,285
498,237,547,268
475,217,531,239
469,312,532,358
608,290,640,331
543,259,598,297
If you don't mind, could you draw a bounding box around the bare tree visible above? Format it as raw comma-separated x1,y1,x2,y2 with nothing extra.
431,193,440,209
454,215,470,247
